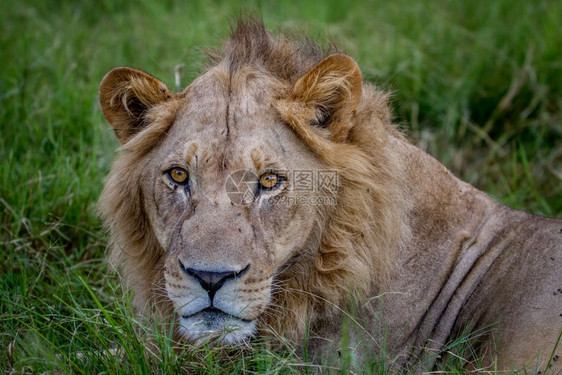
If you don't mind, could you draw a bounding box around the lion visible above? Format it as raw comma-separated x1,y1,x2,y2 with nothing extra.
98,19,562,372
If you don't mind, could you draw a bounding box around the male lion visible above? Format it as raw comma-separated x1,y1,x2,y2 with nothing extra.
98,20,562,372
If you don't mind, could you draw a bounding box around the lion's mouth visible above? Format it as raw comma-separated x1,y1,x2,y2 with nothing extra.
182,307,253,325
179,307,256,344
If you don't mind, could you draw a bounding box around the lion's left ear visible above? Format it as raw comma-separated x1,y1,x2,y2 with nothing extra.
99,67,174,144
290,53,362,142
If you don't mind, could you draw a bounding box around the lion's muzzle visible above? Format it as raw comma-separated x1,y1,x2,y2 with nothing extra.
167,260,265,344
179,261,250,303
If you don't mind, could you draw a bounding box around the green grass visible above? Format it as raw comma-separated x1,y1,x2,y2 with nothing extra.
1,0,561,373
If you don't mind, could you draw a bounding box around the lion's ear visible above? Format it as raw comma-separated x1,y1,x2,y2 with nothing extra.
99,67,174,144
291,53,362,142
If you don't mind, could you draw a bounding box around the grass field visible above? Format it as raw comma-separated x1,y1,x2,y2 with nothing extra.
1,0,561,373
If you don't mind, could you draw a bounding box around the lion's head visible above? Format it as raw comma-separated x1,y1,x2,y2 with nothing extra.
99,20,406,345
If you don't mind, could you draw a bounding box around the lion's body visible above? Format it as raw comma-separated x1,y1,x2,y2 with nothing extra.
369,141,562,370
98,20,562,372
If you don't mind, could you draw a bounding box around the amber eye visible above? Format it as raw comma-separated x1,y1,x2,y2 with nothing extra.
168,167,188,184
259,172,279,190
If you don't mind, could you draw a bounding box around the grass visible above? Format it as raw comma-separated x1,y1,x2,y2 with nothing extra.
1,0,561,373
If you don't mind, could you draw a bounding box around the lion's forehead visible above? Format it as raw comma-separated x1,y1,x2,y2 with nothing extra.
177,67,283,129
157,70,306,173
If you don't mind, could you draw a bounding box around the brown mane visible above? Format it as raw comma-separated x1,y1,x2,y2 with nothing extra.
208,18,336,82
100,17,408,345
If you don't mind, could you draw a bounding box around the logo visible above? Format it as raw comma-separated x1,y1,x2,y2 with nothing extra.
225,169,259,206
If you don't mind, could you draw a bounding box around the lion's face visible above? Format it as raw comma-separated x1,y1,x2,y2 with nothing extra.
99,48,363,344
141,70,331,343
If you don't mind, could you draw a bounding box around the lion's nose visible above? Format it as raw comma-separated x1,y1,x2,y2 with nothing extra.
179,261,250,301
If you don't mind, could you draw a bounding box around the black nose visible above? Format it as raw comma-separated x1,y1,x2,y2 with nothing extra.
179,261,250,302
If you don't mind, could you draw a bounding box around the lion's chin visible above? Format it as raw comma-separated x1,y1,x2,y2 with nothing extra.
178,308,256,345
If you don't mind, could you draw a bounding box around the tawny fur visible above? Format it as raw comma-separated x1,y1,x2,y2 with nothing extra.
99,19,562,372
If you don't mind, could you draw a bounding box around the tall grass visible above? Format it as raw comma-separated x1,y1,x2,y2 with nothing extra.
1,0,561,373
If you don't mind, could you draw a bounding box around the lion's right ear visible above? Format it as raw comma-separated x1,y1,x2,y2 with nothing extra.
99,67,174,144
294,54,362,140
